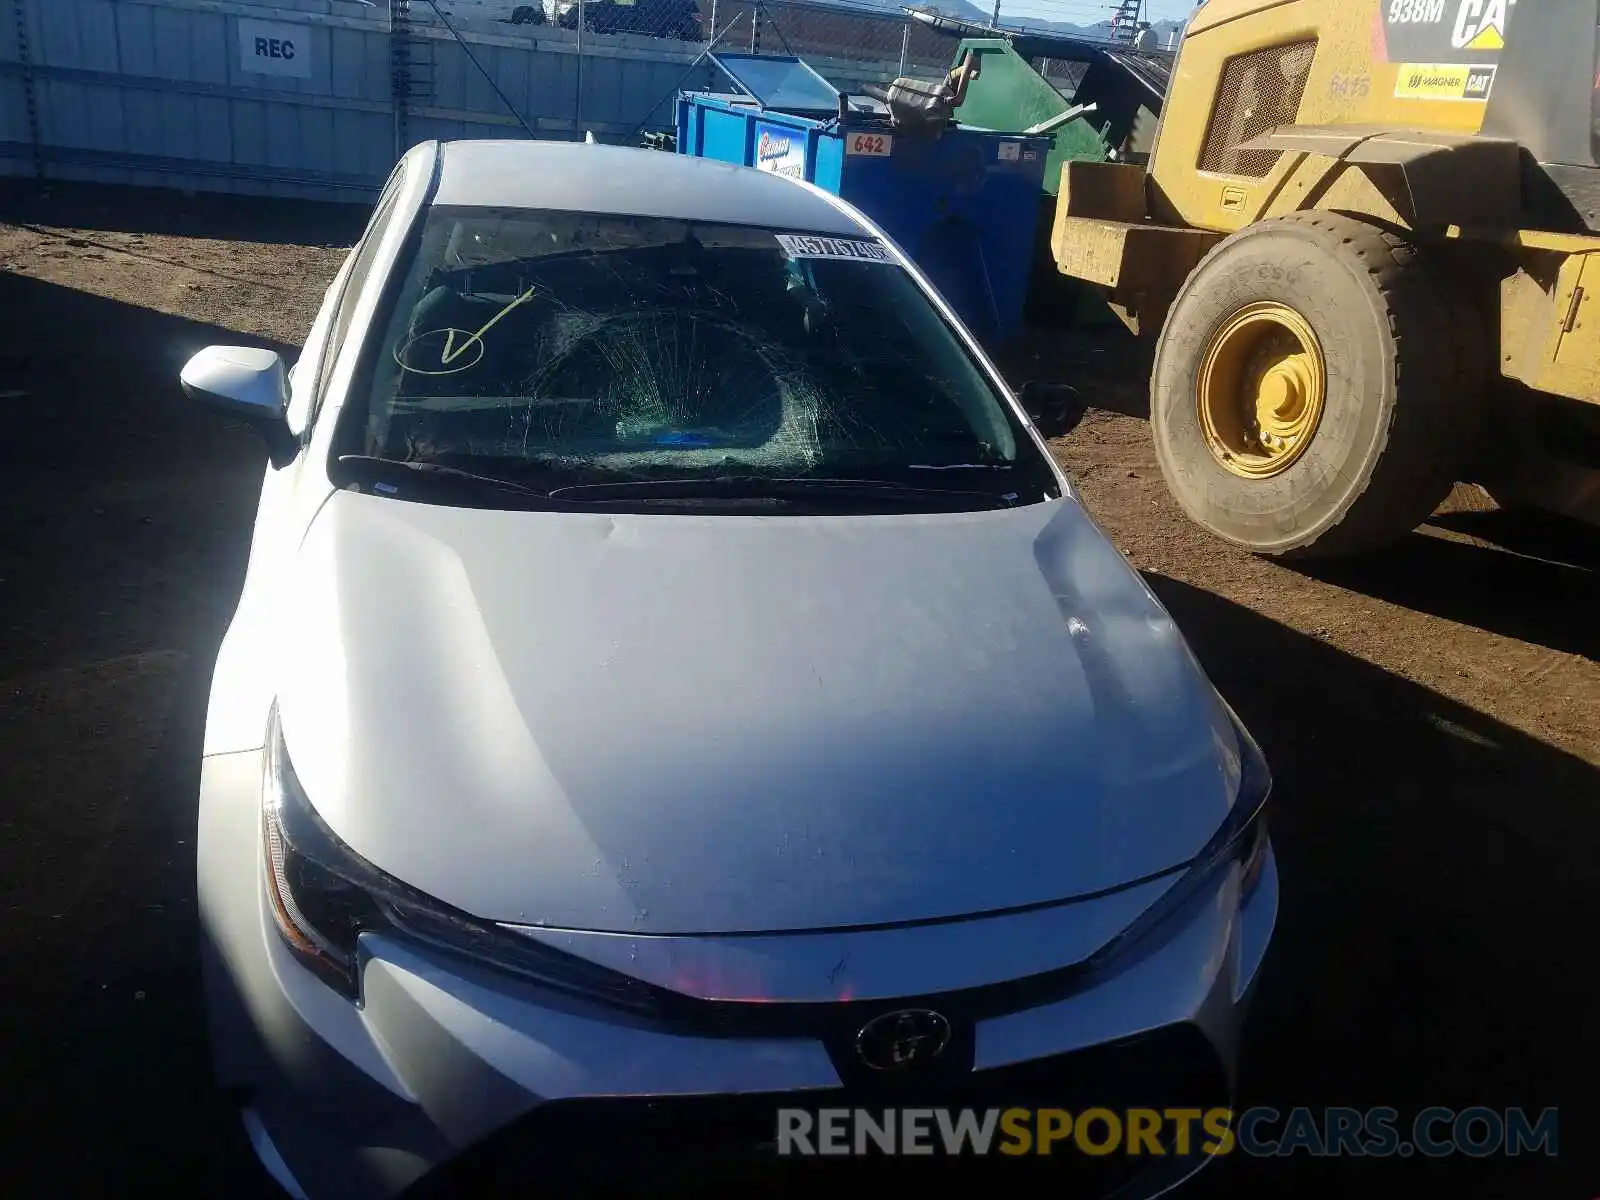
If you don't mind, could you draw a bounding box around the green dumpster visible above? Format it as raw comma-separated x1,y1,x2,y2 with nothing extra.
950,38,1108,198
944,38,1117,327
907,19,1173,330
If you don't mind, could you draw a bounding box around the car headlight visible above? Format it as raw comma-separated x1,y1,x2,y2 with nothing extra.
1080,698,1272,975
1226,700,1273,900
260,703,660,1013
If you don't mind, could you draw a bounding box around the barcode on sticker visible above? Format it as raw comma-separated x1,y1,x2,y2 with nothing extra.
774,234,893,264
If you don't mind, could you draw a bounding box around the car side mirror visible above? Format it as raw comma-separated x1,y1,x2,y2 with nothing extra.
1018,381,1088,439
180,346,298,467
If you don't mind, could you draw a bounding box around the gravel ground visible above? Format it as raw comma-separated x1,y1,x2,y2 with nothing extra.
0,178,1594,1197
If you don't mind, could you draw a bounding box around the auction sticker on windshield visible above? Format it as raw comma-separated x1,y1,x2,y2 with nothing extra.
775,234,894,263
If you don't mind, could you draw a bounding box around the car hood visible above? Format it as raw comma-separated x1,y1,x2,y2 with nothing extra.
277,491,1243,934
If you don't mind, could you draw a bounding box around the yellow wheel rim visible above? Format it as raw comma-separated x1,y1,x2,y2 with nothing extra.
1196,302,1327,479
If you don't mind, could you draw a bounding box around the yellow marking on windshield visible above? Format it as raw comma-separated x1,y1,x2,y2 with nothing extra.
442,285,538,364
395,285,539,376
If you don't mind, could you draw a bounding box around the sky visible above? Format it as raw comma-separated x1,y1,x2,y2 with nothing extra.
989,0,1196,25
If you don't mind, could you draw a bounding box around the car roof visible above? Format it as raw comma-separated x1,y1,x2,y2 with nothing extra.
431,140,866,236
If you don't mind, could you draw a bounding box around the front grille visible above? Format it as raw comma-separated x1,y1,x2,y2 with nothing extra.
1198,39,1318,178
404,1023,1227,1199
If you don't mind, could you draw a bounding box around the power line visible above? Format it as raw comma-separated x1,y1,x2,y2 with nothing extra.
977,0,1187,20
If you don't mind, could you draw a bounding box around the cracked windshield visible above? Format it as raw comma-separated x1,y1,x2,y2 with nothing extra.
353,207,1059,506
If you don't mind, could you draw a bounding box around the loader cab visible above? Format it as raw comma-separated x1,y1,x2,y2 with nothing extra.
1473,0,1600,167
1141,0,1600,232
1478,0,1600,229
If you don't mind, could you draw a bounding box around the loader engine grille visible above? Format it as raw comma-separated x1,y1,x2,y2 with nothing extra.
1199,39,1318,178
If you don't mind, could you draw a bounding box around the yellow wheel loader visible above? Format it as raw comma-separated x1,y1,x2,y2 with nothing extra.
1050,0,1600,558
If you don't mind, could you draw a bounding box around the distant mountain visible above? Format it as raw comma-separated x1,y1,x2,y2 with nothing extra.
888,2,1184,47
901,0,994,22
776,0,1187,50
1007,15,1186,46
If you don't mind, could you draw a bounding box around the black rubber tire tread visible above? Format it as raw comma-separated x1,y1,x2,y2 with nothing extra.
1149,211,1489,560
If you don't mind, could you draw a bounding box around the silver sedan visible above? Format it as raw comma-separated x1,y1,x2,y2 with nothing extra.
183,138,1277,1199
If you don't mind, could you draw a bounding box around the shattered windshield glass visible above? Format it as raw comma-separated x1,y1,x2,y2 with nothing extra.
346,206,1060,504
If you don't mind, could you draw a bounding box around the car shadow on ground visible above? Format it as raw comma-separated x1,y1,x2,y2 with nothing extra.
0,267,283,1193
1150,574,1597,1199
0,271,288,673
1286,514,1599,660
0,177,370,247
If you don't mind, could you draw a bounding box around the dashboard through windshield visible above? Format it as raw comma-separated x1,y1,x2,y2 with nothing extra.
336,206,1061,508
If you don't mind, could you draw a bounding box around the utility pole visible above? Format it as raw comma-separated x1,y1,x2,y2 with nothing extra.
1109,0,1142,42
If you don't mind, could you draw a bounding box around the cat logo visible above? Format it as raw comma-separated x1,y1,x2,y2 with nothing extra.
1394,61,1497,101
1384,0,1509,64
1451,0,1513,53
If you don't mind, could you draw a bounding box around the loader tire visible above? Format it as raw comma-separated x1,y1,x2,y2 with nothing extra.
1150,211,1488,560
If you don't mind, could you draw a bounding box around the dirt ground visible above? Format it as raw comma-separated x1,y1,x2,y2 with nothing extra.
0,178,1595,1197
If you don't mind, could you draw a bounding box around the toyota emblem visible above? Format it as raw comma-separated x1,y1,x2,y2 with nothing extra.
854,1009,952,1072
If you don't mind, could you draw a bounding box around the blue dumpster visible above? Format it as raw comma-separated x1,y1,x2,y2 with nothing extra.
674,54,1051,345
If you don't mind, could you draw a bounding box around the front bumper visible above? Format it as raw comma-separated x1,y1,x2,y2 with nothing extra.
198,750,1279,1199
403,1021,1230,1198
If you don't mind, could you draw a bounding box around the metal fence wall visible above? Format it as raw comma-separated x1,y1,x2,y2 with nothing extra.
0,0,948,203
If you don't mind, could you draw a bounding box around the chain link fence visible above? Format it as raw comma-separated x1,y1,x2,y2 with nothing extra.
698,0,951,77
413,0,962,126
461,0,956,73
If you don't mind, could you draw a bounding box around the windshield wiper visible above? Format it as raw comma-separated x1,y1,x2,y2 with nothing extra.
546,475,1017,507
335,455,551,501
335,461,1021,510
